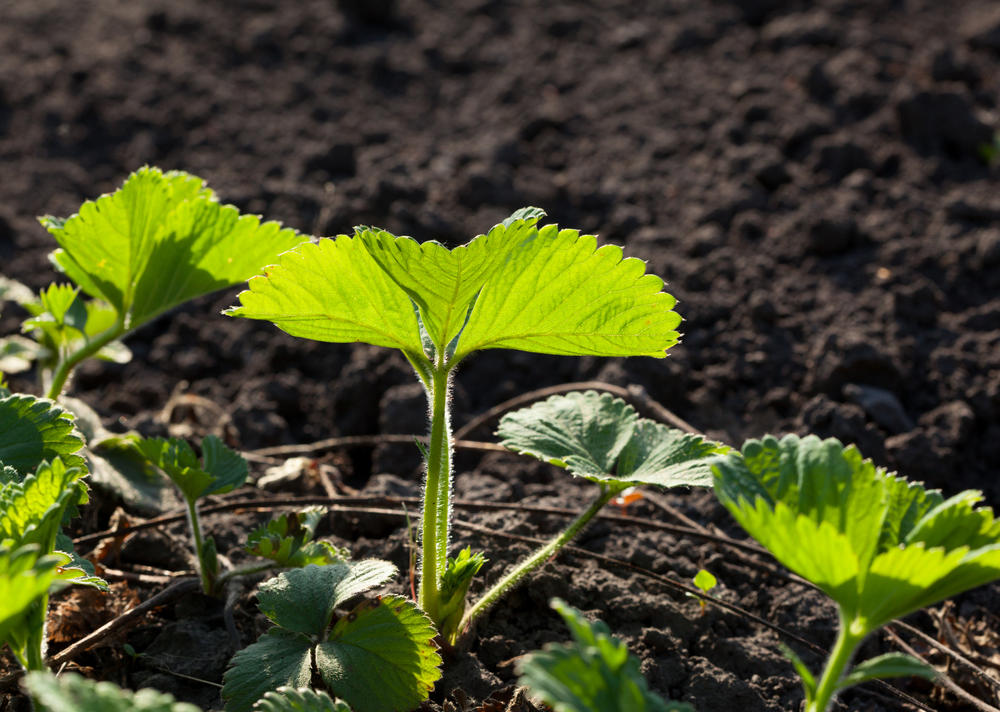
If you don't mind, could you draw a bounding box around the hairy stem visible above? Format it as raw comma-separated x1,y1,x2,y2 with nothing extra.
419,365,453,624
185,498,213,595
807,614,865,712
457,485,619,642
45,322,125,400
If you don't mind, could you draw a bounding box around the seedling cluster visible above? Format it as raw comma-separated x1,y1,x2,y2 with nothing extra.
1,167,999,712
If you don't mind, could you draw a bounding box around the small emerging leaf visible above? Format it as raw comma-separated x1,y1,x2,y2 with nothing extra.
136,435,247,504
246,508,347,568
692,569,717,594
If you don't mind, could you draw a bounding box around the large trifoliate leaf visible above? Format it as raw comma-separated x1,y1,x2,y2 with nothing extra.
42,166,305,330
253,688,350,712
23,672,201,712
712,434,1000,630
499,391,728,490
518,599,693,712
358,212,543,353
136,435,247,504
225,236,424,357
0,393,86,474
454,223,680,360
226,210,680,364
223,562,441,712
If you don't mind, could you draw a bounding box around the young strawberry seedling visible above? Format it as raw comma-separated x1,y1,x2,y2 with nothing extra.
222,560,441,712
466,390,727,635
226,208,683,643
711,434,1000,712
518,598,694,712
29,166,305,401
0,392,104,672
135,437,344,595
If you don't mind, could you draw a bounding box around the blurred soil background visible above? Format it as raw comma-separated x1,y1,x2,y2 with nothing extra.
1,0,999,710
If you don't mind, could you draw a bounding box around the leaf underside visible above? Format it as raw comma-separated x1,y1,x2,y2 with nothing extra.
499,391,727,490
712,434,1000,628
227,211,681,363
44,166,304,330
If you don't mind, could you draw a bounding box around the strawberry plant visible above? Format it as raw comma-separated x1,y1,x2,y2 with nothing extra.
464,390,727,634
222,560,441,712
226,208,682,642
28,166,305,400
518,598,694,712
135,437,344,594
0,392,104,671
711,434,1000,712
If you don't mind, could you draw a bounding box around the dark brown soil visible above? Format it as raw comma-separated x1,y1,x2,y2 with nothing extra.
2,0,999,710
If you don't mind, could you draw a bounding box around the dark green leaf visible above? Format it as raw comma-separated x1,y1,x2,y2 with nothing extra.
256,560,397,635
222,629,313,712
0,393,86,474
316,595,441,712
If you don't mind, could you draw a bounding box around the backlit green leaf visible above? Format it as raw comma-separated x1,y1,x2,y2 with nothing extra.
222,629,313,712
454,225,680,360
0,457,87,553
358,212,542,352
0,394,86,474
0,545,61,646
712,434,1000,631
316,595,441,712
43,166,304,330
225,236,424,357
25,671,202,712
